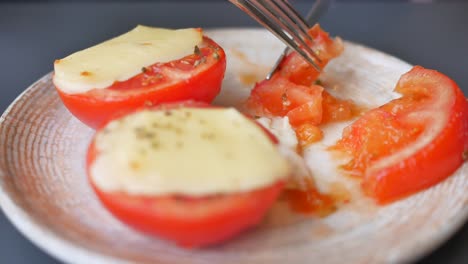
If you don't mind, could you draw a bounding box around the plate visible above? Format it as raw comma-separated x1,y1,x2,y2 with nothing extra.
0,28,467,264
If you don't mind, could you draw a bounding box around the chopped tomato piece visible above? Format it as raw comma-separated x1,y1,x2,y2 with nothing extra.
246,76,323,126
277,24,343,86
245,24,355,140
335,66,468,204
286,99,322,127
295,123,323,147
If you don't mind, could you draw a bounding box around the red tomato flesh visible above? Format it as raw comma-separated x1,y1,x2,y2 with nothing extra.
322,91,360,123
245,24,353,143
247,75,324,127
87,101,286,247
56,36,226,129
295,123,324,148
277,24,344,86
335,66,468,204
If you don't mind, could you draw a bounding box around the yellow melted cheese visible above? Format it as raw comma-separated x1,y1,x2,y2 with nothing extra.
53,25,203,94
90,108,291,196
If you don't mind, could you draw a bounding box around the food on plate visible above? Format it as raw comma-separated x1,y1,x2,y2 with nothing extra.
246,25,466,206
276,24,344,86
282,177,337,217
86,101,291,247
245,24,359,147
55,22,465,248
54,25,226,128
334,66,468,204
244,25,359,214
249,76,325,127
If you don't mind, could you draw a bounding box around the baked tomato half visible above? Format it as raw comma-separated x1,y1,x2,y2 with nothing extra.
55,36,226,129
335,66,468,204
87,101,288,247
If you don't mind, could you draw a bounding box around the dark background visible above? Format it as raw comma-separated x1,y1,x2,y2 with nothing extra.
0,0,463,2
1,1,467,263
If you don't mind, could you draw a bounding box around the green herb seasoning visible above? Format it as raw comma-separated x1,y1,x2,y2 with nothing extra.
194,45,202,56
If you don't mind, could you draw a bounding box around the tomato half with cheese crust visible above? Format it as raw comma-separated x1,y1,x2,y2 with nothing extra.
86,101,287,247
56,36,226,129
335,66,468,204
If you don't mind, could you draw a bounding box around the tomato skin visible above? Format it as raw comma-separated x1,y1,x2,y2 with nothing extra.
87,102,286,247
89,175,284,247
56,37,226,129
338,66,468,204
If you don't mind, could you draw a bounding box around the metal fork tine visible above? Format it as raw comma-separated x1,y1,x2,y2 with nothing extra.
279,0,310,31
231,0,321,71
229,0,326,72
266,0,330,80
274,0,313,41
267,0,309,33
247,0,321,69
263,0,321,62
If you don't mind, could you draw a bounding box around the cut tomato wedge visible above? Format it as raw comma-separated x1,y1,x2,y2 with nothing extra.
87,101,286,247
246,75,324,127
335,66,468,204
56,36,226,129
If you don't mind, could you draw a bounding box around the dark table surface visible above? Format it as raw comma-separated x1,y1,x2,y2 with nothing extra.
1,1,467,263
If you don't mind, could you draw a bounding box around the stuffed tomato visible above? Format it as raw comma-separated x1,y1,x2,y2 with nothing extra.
86,101,290,247
54,26,226,128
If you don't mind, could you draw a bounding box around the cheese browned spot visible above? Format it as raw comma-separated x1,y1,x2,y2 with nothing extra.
91,108,291,196
53,25,203,94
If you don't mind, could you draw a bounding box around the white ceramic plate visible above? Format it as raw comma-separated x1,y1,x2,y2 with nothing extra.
0,29,466,264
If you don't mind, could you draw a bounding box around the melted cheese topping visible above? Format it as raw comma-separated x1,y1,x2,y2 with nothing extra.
53,25,202,94
90,108,290,196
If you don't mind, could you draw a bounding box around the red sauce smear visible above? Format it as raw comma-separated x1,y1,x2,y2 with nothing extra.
282,178,337,217
281,177,353,217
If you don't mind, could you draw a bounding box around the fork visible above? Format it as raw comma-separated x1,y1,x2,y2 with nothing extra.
228,0,330,79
